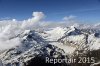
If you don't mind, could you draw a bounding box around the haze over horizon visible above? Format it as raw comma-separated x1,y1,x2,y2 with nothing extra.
0,0,100,23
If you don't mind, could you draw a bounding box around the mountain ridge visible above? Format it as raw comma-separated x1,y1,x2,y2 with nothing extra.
0,26,100,66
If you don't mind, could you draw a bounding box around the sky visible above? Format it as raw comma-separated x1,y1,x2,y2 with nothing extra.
0,0,100,23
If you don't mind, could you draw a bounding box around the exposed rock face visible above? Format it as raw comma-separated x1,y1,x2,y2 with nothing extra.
0,30,66,66
0,26,100,66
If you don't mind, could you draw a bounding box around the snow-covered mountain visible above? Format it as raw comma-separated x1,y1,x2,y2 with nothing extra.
0,26,100,66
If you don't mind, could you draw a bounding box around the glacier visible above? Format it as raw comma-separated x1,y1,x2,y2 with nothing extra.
0,25,100,66
0,12,100,66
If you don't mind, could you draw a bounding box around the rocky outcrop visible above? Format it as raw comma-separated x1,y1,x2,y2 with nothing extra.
0,26,100,66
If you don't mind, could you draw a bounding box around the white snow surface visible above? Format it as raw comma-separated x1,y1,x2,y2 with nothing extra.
46,27,68,41
0,25,100,66
0,11,100,66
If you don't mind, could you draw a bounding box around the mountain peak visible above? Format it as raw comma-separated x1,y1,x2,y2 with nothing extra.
64,26,81,36
70,25,77,30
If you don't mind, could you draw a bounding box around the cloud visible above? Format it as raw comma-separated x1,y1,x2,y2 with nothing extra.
0,38,21,51
63,15,76,21
21,12,45,29
0,11,98,51
37,15,78,29
0,11,45,51
0,17,11,20
0,25,21,50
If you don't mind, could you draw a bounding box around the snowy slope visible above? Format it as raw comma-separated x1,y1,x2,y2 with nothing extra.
0,26,100,66
46,27,68,41
0,29,65,66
